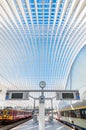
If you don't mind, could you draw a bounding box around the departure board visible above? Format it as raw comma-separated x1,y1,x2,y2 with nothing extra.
62,93,74,99
11,93,23,99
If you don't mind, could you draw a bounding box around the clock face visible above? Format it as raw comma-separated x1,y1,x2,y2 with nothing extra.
39,81,46,88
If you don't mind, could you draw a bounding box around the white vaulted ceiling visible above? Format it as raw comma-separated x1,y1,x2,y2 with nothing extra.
0,0,86,90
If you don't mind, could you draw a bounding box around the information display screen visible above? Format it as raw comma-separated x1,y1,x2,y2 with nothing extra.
11,93,23,99
62,93,74,99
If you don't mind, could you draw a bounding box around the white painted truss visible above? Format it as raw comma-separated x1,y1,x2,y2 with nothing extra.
0,0,86,91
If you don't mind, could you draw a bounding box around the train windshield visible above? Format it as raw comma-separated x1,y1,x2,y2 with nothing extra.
80,109,86,119
4,110,11,115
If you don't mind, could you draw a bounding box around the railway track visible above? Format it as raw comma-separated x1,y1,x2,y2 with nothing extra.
0,118,32,130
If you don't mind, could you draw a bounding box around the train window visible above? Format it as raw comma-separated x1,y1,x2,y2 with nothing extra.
75,109,81,118
65,111,69,117
68,110,81,118
61,112,64,116
70,110,76,118
80,109,86,119
7,111,10,115
61,111,69,117
63,112,64,116
69,111,72,117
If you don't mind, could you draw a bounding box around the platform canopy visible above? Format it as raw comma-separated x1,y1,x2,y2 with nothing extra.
0,0,86,93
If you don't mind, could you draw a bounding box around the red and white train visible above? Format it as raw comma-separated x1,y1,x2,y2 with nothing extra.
0,107,32,123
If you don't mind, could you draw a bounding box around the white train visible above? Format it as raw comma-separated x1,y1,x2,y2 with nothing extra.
57,100,86,130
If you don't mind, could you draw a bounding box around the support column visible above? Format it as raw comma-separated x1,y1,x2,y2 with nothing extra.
34,99,35,110
51,99,53,121
39,101,45,130
33,99,37,123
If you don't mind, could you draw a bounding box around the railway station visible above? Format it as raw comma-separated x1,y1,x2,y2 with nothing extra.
0,0,86,130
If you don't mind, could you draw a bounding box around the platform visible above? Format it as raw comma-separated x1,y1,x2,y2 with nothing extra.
10,119,73,130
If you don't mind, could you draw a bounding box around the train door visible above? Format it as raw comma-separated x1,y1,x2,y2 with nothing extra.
0,110,3,120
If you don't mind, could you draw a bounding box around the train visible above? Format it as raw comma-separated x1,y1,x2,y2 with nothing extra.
0,107,32,124
56,100,86,130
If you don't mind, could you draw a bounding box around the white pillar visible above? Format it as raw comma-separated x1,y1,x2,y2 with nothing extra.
51,99,53,121
39,102,45,130
39,81,46,130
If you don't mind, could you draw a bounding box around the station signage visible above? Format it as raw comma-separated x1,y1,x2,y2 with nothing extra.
5,91,29,100
5,89,80,100
56,91,80,100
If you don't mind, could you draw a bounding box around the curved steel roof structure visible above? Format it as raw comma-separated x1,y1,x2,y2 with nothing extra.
0,0,86,91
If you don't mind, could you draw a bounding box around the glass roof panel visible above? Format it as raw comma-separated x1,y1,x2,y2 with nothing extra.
0,0,85,107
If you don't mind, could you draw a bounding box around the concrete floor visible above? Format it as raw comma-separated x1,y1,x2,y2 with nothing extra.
10,119,73,130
